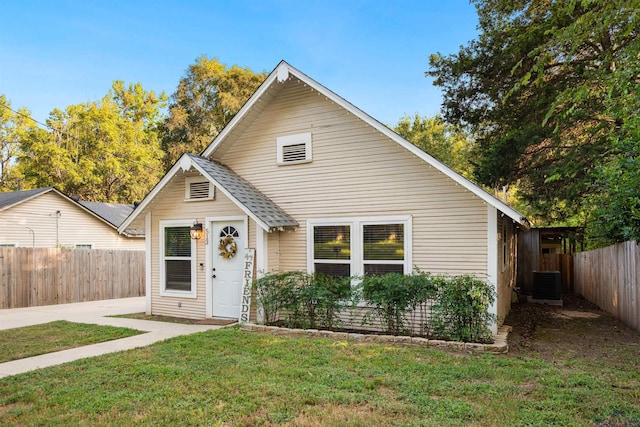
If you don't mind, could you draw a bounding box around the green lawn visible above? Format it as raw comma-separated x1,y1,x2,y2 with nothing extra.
1,327,638,426
0,320,143,363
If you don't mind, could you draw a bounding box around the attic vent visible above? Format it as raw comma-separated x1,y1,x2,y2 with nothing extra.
190,181,210,199
185,177,214,201
282,143,307,163
277,132,312,165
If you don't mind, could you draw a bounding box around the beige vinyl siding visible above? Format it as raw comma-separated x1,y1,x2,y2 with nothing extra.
267,232,280,272
145,171,255,319
216,78,489,277
0,192,143,250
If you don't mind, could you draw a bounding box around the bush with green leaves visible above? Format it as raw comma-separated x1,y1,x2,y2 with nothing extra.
360,271,435,336
254,271,353,329
430,274,496,343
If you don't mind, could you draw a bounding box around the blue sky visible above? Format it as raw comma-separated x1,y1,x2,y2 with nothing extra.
0,1,478,126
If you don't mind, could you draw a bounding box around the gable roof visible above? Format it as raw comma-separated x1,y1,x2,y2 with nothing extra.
78,201,135,229
202,60,530,230
0,187,52,211
118,153,299,233
0,187,141,236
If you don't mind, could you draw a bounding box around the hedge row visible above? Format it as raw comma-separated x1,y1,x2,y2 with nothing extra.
254,270,496,343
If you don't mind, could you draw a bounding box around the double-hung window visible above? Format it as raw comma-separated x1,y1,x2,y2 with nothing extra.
308,216,411,277
160,221,197,297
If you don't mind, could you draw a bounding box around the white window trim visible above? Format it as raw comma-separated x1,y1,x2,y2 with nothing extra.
0,243,17,247
160,219,197,298
74,243,93,250
277,132,312,165
306,216,412,277
184,176,215,202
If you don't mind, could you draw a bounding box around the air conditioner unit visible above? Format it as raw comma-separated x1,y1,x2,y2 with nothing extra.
532,271,561,300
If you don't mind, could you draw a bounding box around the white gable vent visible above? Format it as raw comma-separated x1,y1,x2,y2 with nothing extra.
277,132,312,165
185,177,215,201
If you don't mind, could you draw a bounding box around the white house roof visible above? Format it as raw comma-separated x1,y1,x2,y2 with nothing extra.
202,60,530,230
118,153,299,233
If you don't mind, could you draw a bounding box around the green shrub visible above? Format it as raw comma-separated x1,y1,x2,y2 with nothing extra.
361,271,435,335
254,271,302,325
430,275,496,343
254,271,353,329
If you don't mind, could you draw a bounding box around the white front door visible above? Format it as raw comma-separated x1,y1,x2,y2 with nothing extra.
211,220,244,318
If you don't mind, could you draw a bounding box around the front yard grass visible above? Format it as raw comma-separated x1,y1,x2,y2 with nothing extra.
1,326,639,426
0,320,143,363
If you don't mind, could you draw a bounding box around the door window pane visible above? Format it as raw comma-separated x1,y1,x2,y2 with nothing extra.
363,224,404,260
313,225,350,260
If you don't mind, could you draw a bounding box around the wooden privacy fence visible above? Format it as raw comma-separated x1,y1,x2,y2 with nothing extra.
0,247,145,309
573,241,640,332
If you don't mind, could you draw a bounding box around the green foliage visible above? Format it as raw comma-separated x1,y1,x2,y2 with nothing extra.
588,117,640,245
430,275,496,343
0,96,32,191
428,0,640,228
360,271,435,335
0,320,142,363
14,81,167,202
394,113,475,178
160,56,267,169
254,271,353,329
1,326,638,425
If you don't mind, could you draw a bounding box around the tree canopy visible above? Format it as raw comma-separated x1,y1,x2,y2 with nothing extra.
0,96,32,191
394,113,475,178
160,56,267,169
428,0,640,238
14,81,167,202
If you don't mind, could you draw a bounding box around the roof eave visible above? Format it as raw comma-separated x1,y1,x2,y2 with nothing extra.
200,61,529,228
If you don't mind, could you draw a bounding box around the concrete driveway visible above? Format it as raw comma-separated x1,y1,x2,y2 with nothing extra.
0,297,233,378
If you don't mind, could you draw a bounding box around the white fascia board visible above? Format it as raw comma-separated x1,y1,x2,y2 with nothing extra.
0,188,53,212
188,161,271,232
201,62,286,159
201,61,529,229
118,155,188,233
118,153,272,234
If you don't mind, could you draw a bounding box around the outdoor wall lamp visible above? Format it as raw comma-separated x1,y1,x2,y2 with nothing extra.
190,220,203,240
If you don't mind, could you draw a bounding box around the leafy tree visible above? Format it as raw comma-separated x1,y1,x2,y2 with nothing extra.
394,113,475,178
16,81,167,202
160,56,267,169
0,96,32,191
428,0,640,226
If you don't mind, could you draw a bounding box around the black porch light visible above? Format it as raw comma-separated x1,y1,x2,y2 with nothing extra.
190,221,203,240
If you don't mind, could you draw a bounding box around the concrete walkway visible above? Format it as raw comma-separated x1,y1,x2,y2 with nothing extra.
0,298,233,378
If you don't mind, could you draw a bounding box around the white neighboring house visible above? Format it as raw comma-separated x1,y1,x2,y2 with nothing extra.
0,187,144,250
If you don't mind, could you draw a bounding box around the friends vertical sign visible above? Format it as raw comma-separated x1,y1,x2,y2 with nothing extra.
240,248,255,323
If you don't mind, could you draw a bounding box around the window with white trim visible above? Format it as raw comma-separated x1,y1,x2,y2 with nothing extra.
0,243,16,247
160,221,197,297
185,176,215,201
308,217,410,278
277,132,312,165
75,244,92,250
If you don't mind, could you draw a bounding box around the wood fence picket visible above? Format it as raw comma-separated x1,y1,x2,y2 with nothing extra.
0,247,145,309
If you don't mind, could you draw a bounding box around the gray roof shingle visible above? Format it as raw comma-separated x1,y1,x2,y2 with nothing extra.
78,201,135,228
188,154,298,230
0,187,52,210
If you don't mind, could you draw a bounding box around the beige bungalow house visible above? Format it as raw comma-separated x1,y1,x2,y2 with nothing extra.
0,187,144,250
119,61,529,333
